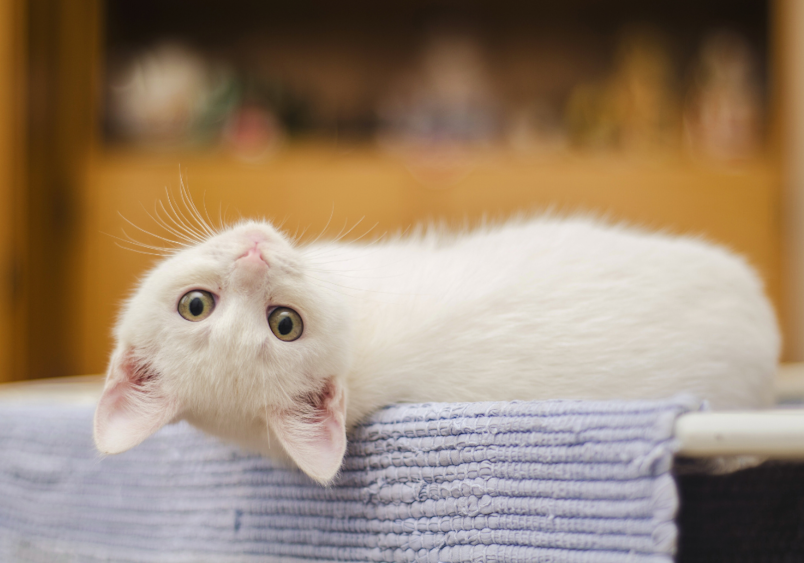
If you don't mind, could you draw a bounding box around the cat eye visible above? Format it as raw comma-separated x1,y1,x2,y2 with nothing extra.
268,307,303,341
178,290,216,322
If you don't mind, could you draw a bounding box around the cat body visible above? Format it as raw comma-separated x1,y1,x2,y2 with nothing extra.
94,216,779,483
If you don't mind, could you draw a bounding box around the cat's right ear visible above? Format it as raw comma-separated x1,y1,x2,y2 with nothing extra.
93,349,180,455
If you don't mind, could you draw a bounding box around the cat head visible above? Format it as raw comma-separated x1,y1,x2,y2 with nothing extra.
93,220,352,484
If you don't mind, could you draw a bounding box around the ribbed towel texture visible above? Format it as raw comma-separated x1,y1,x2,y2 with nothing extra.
0,399,693,563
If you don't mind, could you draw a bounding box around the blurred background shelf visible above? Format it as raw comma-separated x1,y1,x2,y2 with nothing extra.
79,146,780,370
91,146,780,252
3,0,802,380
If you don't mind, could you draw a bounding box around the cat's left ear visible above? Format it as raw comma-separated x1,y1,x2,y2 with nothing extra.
94,348,180,455
269,377,347,485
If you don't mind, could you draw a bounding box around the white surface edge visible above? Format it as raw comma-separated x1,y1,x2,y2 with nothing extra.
5,372,804,458
675,411,804,458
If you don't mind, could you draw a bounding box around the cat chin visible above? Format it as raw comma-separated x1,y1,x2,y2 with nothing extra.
181,412,282,459
183,413,327,478
182,375,348,485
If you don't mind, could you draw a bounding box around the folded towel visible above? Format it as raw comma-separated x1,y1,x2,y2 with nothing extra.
0,398,694,563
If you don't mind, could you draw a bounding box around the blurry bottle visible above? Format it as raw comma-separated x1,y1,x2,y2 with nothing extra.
107,42,238,148
378,31,499,149
222,103,283,161
684,30,763,161
565,82,620,151
507,100,567,155
221,75,310,161
566,28,679,154
610,29,680,153
377,30,500,187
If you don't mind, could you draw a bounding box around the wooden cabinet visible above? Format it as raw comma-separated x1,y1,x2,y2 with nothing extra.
7,0,794,377
0,0,26,382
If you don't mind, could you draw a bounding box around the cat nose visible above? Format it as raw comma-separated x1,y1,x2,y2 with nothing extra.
238,244,268,266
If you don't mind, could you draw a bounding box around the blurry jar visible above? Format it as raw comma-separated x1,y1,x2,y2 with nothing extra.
684,30,763,160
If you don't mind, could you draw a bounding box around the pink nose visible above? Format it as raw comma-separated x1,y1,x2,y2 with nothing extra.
238,244,267,265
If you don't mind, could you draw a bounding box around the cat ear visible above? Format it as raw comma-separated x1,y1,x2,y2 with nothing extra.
270,377,347,485
94,348,180,455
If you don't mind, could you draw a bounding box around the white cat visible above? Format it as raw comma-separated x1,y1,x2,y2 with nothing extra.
94,210,780,484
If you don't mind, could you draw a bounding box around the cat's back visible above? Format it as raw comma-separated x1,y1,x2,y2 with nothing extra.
338,217,768,301
327,217,778,412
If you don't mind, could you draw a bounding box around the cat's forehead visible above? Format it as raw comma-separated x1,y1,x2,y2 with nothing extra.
143,220,300,293
200,220,289,252
173,221,289,260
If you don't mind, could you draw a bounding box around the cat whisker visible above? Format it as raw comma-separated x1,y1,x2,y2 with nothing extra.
329,217,350,243
301,228,390,259
162,189,206,243
116,229,180,253
117,211,186,248
344,221,380,245
201,191,220,233
178,173,217,238
330,217,367,244
112,242,172,257
159,192,201,243
172,178,207,239
305,203,336,247
166,187,207,242
295,224,311,242
154,202,203,244
290,221,301,242
219,203,236,231
181,176,213,234
148,202,199,245
300,227,385,264
275,215,290,232
169,186,208,241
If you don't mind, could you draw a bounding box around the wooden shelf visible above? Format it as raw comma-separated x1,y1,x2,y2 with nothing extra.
88,144,780,261
76,145,781,373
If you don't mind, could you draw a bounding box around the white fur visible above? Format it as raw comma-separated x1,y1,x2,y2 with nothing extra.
95,215,780,483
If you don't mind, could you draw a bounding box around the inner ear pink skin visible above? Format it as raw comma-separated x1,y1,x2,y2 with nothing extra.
94,350,180,456
269,377,347,485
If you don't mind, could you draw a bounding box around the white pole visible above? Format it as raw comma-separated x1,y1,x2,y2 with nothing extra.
676,411,804,457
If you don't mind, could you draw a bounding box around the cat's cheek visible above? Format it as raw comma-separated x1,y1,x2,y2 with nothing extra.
268,377,347,485
93,350,181,455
